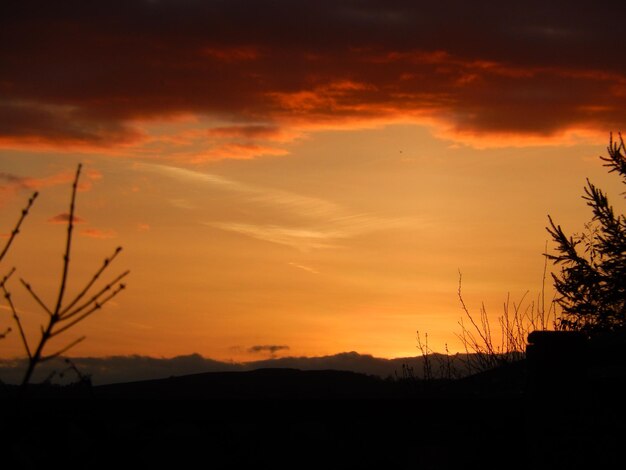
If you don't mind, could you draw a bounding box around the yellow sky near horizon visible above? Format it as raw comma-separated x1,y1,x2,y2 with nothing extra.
3,1,626,363
2,124,624,362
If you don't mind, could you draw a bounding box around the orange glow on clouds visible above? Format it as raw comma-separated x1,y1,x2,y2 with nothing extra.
1,1,625,363
2,2,626,160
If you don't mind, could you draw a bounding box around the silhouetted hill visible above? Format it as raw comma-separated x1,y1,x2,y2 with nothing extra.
0,351,471,385
2,362,525,401
93,368,399,399
4,363,624,470
4,351,626,470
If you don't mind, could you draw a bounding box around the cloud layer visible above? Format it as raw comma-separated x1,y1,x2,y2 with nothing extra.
2,0,625,158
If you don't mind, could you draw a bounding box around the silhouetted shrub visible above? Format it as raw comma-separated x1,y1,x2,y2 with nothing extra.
454,268,555,375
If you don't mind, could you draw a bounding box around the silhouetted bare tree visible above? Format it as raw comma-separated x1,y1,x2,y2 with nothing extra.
1,164,129,394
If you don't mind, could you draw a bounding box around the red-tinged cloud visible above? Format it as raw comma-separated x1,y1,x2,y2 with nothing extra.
47,213,86,225
0,102,144,151
1,0,625,156
1,171,72,193
196,143,289,162
1,169,101,191
0,169,103,205
207,125,299,142
81,228,117,239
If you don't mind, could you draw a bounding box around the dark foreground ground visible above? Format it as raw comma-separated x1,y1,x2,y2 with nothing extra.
2,367,625,469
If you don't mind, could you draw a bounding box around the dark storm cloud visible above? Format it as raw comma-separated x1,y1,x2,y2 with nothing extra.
1,0,625,150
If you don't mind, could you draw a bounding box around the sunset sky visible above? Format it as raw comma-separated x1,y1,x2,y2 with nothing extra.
1,1,625,363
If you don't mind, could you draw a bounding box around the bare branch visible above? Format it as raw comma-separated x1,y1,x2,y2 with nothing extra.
60,246,123,316
458,272,494,357
52,282,127,338
0,267,16,290
61,270,130,321
19,278,53,317
0,326,11,339
7,163,130,393
2,285,31,359
53,164,82,316
0,191,38,263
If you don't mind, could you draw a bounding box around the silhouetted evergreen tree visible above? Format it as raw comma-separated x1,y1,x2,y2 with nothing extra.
546,135,626,334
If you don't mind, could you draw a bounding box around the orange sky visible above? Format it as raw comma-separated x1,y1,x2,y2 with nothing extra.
1,1,625,362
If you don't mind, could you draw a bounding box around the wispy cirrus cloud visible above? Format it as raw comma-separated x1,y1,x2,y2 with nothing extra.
287,262,320,274
1,0,623,160
142,163,415,250
140,163,341,218
209,223,341,250
81,228,117,239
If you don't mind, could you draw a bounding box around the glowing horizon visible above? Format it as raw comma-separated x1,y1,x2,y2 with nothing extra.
1,1,625,362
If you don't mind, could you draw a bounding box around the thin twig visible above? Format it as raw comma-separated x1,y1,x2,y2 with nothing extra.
0,192,38,263
0,267,16,290
19,278,53,317
60,246,123,316
540,240,549,329
416,330,432,380
60,270,130,321
458,273,495,358
2,286,31,359
0,326,11,339
52,283,126,338
53,164,81,317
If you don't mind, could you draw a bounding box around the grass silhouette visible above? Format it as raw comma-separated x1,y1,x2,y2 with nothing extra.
454,263,557,375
